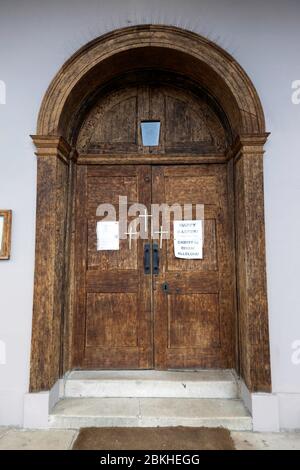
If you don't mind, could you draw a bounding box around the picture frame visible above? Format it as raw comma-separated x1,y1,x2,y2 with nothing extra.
0,210,12,260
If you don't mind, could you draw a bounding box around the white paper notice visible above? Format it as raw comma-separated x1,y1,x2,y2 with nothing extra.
97,221,119,251
174,220,203,259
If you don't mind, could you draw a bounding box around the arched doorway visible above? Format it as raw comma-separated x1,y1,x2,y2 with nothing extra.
30,25,271,393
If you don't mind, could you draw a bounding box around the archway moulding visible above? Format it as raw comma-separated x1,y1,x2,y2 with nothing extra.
36,25,266,142
30,25,271,394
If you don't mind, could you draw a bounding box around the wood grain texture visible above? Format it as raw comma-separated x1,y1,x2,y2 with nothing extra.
29,136,71,392
152,165,236,370
30,25,271,393
77,153,228,165
86,293,138,348
36,25,265,140
168,293,220,349
62,153,78,374
72,164,236,371
72,165,153,369
0,210,12,260
233,135,271,392
77,82,228,155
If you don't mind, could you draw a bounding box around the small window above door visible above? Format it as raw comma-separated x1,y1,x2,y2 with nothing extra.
141,121,161,146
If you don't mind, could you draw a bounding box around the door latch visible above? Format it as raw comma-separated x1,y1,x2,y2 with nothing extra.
144,243,151,274
152,242,159,275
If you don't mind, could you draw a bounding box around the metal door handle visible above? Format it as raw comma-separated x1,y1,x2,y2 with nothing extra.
144,243,151,274
152,242,159,275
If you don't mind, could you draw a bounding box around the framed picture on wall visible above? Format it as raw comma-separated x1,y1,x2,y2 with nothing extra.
0,210,12,260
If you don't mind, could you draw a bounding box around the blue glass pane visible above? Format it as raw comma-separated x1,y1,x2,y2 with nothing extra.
141,121,161,146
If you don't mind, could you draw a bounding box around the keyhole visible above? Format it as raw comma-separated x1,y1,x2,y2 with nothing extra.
162,282,169,293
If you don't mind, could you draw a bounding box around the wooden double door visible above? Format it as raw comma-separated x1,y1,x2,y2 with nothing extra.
73,163,236,370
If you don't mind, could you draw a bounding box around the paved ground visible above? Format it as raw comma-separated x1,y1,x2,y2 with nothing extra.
0,427,299,450
0,428,78,450
231,431,300,450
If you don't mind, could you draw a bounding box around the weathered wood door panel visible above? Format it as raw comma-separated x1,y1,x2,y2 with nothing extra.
73,163,235,370
152,165,235,369
73,165,153,369
73,80,234,369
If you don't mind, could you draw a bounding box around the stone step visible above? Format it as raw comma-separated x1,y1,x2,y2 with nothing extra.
49,397,252,431
64,370,239,399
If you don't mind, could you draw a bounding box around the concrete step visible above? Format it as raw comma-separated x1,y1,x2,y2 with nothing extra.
49,397,252,431
64,370,239,399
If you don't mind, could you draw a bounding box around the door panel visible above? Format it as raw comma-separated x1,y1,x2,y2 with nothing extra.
73,163,235,371
86,293,138,348
152,165,235,369
73,165,153,369
167,293,220,349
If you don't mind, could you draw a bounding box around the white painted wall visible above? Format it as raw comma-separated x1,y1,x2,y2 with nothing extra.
0,0,300,428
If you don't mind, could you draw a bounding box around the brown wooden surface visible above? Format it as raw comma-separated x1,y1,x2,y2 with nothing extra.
233,135,271,391
72,164,235,370
30,25,271,392
0,210,12,260
36,25,266,140
152,165,235,369
72,165,153,369
77,83,228,155
29,137,271,390
77,153,228,165
29,137,71,391
62,155,78,374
